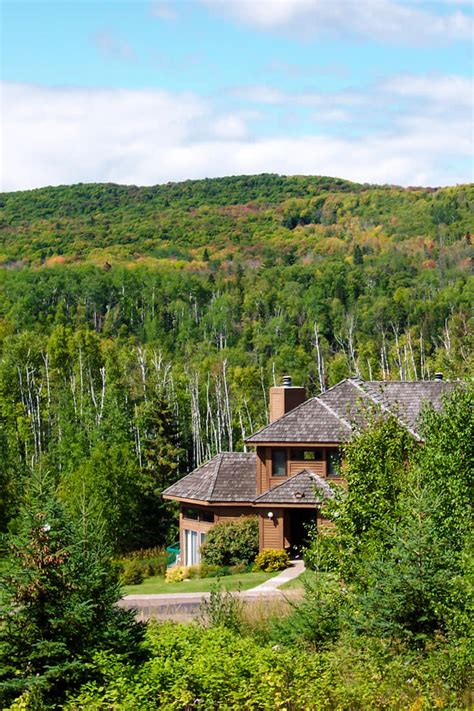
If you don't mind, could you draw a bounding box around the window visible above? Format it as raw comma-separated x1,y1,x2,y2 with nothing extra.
327,449,341,476
183,508,214,523
290,448,323,461
183,507,199,520
272,449,287,477
201,510,214,523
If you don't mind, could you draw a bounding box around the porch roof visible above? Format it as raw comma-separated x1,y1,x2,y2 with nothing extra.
253,469,334,505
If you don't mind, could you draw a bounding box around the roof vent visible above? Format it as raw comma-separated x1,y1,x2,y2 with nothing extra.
434,372,443,381
282,375,292,387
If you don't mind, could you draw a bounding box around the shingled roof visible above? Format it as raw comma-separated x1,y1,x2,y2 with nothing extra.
246,378,458,444
163,452,256,503
254,469,334,505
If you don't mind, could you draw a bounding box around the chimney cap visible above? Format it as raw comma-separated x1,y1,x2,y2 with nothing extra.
282,375,292,387
434,372,443,381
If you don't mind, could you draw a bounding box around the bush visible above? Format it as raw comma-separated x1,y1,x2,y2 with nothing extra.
124,547,167,577
229,562,249,575
254,548,290,572
199,583,243,632
119,559,144,586
186,565,201,579
200,516,259,567
303,530,340,572
199,563,221,578
165,565,187,583
271,573,345,648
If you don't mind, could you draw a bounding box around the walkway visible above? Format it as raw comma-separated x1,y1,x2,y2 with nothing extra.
119,560,305,620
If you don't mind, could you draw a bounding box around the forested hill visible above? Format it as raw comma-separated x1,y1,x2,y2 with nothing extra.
0,174,472,547
0,174,472,266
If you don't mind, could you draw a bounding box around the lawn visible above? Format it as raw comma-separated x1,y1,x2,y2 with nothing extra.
123,570,278,595
279,569,315,589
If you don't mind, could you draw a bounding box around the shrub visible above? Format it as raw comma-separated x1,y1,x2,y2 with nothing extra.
123,547,167,577
120,559,144,585
199,563,221,578
303,529,340,572
254,548,290,572
270,573,345,648
200,516,259,567
186,565,201,579
229,562,248,575
199,583,243,632
165,565,187,583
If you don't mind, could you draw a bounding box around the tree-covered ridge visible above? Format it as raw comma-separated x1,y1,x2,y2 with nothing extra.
0,174,472,265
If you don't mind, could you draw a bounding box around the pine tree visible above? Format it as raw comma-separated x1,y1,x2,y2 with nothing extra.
0,472,146,708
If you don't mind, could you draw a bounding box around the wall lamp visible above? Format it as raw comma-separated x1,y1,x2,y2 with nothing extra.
267,511,274,519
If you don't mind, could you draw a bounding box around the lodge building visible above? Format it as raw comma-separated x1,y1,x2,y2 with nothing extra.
163,375,455,566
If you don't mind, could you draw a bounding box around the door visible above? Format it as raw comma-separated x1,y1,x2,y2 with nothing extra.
286,509,316,555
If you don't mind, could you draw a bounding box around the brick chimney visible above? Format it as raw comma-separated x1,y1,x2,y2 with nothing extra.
269,375,306,423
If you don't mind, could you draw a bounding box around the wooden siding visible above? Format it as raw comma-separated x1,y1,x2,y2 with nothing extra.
256,447,266,496
288,460,325,477
259,509,284,549
215,506,255,522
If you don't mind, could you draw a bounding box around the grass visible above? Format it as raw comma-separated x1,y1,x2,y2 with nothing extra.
279,569,316,590
123,570,278,595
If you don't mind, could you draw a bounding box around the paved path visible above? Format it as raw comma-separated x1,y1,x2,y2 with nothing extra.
247,559,305,592
119,560,305,620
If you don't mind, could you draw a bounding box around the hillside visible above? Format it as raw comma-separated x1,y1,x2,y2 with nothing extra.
0,174,472,267
0,174,472,545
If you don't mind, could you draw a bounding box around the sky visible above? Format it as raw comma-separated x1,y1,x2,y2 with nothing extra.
1,0,473,191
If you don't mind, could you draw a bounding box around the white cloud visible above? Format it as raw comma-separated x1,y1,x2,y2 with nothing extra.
1,78,472,192
383,74,474,107
201,0,473,43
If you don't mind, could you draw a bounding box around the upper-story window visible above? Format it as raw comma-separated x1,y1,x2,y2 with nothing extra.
183,507,214,523
290,448,323,461
272,448,287,477
327,449,341,476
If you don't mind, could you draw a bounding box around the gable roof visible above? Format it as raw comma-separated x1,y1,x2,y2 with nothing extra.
253,469,334,505
246,378,458,444
163,452,256,503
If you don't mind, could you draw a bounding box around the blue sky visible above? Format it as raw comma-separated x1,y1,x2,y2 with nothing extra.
2,0,473,190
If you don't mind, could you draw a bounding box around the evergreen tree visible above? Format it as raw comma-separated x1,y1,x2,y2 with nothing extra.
353,485,470,644
0,472,146,708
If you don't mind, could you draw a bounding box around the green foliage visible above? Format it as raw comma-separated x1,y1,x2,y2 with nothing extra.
254,548,290,572
200,516,259,567
321,410,415,579
303,528,340,572
65,622,472,710
199,583,243,632
416,385,474,549
271,573,346,649
353,486,471,643
119,559,144,586
0,473,146,709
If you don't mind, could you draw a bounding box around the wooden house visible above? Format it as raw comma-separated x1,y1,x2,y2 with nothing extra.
163,376,456,566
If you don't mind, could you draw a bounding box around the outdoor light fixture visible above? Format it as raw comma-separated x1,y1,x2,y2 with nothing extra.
267,511,274,519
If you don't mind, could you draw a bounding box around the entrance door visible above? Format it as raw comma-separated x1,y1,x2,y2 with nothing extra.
286,509,316,556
